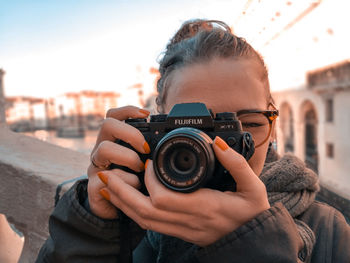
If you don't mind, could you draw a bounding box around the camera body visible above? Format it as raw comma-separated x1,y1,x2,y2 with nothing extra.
111,103,254,193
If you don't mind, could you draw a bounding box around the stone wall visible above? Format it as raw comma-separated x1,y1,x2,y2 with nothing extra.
0,124,89,262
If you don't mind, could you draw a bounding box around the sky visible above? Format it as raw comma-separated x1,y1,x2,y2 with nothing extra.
0,0,245,104
1,0,349,106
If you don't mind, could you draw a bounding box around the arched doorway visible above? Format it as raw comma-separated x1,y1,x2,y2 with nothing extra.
280,102,294,153
301,101,318,173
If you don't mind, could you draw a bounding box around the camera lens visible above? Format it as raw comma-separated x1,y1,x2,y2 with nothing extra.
166,143,200,182
153,127,215,192
170,147,197,174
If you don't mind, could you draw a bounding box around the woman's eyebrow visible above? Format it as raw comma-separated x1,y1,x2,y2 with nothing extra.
210,107,267,115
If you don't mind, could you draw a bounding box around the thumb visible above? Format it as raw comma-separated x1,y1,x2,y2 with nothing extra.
212,136,261,192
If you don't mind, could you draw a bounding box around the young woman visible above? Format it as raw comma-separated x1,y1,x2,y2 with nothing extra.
36,19,350,263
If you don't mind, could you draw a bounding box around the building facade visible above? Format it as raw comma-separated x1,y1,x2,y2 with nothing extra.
5,90,120,133
272,60,350,200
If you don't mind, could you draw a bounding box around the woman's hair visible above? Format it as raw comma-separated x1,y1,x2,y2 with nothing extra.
156,19,272,113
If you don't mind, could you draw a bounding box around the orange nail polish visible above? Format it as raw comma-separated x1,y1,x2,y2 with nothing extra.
143,141,151,154
139,109,150,116
99,189,110,201
215,136,229,151
97,172,108,185
145,159,149,170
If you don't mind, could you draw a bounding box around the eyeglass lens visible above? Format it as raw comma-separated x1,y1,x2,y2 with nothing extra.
238,113,271,147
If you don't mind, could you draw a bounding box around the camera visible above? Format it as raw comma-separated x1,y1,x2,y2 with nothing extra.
110,103,255,193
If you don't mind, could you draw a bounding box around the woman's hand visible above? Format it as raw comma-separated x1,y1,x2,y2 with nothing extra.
87,106,151,219
98,136,270,246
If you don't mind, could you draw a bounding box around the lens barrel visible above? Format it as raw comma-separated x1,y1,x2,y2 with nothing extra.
153,127,215,192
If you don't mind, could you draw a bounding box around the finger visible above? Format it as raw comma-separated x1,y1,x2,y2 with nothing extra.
92,140,145,172
213,136,262,192
91,106,150,155
144,159,187,211
87,176,119,219
100,187,201,243
106,105,150,120
97,169,141,189
88,161,106,175
93,117,151,155
144,160,214,214
104,173,192,224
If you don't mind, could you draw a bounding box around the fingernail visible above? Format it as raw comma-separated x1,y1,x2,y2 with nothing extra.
99,189,110,201
143,141,151,154
215,136,229,151
97,172,108,185
145,159,149,170
139,161,145,171
139,109,150,116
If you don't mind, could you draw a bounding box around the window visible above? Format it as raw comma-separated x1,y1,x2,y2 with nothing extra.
326,143,334,158
325,98,333,122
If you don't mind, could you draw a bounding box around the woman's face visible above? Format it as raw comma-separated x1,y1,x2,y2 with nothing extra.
163,58,272,176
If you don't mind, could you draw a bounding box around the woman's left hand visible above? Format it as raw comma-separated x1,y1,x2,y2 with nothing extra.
98,136,270,247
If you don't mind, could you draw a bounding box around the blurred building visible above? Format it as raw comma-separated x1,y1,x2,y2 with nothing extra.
6,97,46,131
273,60,350,201
5,90,120,134
55,91,119,131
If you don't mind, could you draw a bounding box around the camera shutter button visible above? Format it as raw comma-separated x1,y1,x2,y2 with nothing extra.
227,137,236,146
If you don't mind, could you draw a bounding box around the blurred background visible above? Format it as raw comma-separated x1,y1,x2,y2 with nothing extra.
1,0,349,150
0,0,349,261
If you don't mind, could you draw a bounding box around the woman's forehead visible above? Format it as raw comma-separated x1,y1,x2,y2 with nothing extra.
164,58,268,113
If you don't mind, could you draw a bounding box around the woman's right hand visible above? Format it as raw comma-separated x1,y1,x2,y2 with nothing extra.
87,106,151,219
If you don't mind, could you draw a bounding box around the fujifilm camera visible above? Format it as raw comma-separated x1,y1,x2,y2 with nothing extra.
111,102,255,193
